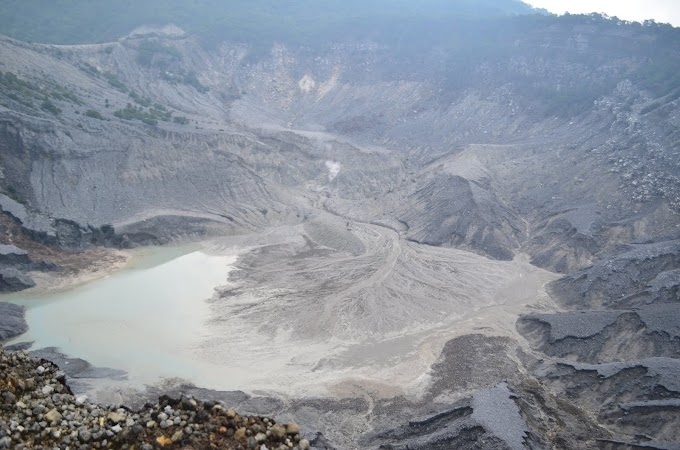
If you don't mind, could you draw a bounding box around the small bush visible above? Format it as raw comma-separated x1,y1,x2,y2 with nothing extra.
129,91,151,107
84,109,104,120
41,98,61,115
102,72,127,91
114,103,170,126
136,40,181,67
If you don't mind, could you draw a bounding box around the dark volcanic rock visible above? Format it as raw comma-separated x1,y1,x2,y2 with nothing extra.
0,302,27,341
398,174,523,260
538,358,680,444
521,310,623,341
427,334,523,397
0,267,34,292
370,383,535,450
29,347,127,379
549,240,680,310
0,243,30,265
0,344,309,450
518,307,680,363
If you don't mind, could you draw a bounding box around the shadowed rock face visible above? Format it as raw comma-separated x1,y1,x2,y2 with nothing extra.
0,302,27,340
397,174,523,260
0,11,678,450
549,240,680,310
0,20,679,267
0,268,34,292
518,273,680,446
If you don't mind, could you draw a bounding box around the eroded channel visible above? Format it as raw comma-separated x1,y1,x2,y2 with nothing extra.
6,224,558,403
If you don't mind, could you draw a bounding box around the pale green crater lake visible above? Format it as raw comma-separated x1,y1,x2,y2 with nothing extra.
6,246,235,388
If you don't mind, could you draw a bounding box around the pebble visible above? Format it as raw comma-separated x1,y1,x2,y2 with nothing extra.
286,423,300,435
270,424,286,440
0,345,307,449
235,428,247,441
1,392,16,404
44,409,62,424
78,429,91,443
107,411,126,423
171,430,184,442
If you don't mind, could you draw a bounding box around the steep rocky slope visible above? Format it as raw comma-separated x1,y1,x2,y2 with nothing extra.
0,344,311,450
0,10,679,450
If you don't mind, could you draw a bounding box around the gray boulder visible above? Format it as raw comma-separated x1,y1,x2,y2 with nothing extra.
0,244,30,266
0,267,35,292
0,302,27,341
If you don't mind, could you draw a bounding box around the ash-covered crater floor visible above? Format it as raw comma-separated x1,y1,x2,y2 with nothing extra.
6,216,556,400
0,9,679,449
1,217,559,450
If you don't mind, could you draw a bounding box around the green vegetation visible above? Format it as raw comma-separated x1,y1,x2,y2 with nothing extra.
114,103,172,126
84,109,105,120
161,70,209,93
181,72,209,93
135,39,182,66
102,72,127,91
50,89,82,105
129,91,152,107
0,70,82,115
40,99,61,115
1,185,25,204
0,0,536,46
0,2,678,119
173,116,189,125
80,62,100,77
432,13,680,116
640,89,680,114
0,72,40,108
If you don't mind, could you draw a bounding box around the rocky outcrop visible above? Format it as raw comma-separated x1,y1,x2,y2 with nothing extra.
518,306,680,363
0,303,27,341
0,245,30,266
397,175,524,260
549,240,680,310
0,345,310,450
518,247,680,448
0,269,34,293
0,10,678,450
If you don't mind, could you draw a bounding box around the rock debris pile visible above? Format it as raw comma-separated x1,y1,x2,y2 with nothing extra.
0,346,309,449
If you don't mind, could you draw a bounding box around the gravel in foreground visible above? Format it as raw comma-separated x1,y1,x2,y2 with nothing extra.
0,345,310,450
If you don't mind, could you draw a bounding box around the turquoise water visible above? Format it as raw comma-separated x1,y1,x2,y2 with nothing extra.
7,246,234,386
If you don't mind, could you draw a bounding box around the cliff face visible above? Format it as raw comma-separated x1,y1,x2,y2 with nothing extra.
0,13,679,450
1,19,678,266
